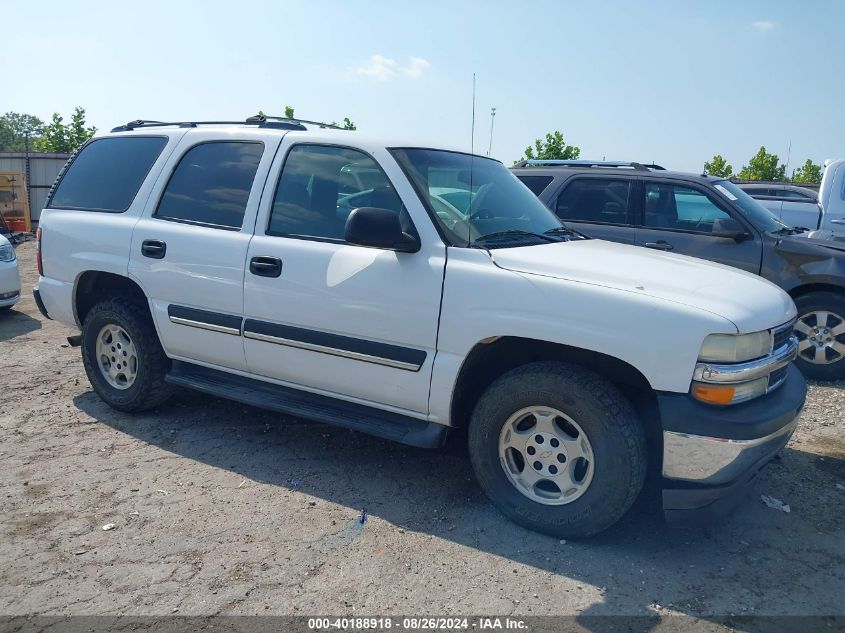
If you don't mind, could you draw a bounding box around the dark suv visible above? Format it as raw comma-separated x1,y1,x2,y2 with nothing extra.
512,160,845,380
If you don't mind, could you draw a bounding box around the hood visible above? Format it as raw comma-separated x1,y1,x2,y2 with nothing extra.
489,240,796,332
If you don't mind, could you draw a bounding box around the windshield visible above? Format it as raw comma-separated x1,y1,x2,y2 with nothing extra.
713,180,790,233
391,148,564,246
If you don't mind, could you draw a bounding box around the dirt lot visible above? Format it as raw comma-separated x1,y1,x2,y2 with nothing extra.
1,241,843,621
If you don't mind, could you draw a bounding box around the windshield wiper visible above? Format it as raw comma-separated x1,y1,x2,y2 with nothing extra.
544,225,587,239
473,229,560,245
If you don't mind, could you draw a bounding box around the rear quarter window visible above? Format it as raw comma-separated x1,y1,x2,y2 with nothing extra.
48,136,168,212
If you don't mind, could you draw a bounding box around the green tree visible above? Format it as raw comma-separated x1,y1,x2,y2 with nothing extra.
330,117,357,130
522,131,580,161
703,154,733,177
791,159,823,184
35,107,96,153
284,105,295,119
737,146,786,181
0,112,44,151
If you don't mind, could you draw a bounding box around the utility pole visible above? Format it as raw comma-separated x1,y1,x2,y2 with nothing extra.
487,107,496,156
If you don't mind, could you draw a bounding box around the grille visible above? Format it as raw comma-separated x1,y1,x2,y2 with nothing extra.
768,366,788,391
773,320,795,351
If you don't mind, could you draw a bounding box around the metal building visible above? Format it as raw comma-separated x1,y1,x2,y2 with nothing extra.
0,152,71,227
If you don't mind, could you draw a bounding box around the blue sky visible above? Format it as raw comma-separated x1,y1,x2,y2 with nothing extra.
5,1,843,171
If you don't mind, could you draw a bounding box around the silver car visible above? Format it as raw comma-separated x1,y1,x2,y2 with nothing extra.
0,234,21,311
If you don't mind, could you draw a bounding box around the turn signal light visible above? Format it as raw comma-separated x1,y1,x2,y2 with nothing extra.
691,384,736,405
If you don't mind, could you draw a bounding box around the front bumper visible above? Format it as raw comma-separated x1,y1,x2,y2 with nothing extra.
658,364,806,524
0,260,20,307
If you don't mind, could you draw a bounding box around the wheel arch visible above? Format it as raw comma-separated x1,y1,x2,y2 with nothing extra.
450,336,659,438
74,270,150,326
788,282,845,301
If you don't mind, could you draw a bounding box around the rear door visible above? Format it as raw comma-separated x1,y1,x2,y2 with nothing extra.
549,175,638,244
634,180,762,274
129,129,281,371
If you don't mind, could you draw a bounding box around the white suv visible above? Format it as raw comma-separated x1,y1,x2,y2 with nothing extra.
34,116,805,537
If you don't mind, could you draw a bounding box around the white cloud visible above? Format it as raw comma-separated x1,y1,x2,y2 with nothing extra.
752,20,775,32
354,55,431,81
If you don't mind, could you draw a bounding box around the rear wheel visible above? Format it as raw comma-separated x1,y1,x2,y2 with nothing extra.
81,297,174,412
468,361,647,538
793,291,845,381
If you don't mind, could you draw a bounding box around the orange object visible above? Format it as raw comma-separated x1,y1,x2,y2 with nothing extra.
691,383,736,405
0,172,31,233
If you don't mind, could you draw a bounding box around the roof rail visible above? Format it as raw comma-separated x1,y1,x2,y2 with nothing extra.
245,113,344,130
513,159,651,170
110,114,340,133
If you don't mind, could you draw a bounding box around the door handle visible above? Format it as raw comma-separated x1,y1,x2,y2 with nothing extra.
141,239,166,259
249,256,282,278
644,241,673,251
830,219,845,225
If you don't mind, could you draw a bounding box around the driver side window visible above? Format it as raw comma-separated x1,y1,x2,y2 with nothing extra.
643,182,731,233
268,144,405,241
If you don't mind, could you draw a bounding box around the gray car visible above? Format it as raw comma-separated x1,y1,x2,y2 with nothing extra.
512,160,845,380
736,182,821,233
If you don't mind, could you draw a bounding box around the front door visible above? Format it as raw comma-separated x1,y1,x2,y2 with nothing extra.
242,142,446,414
634,180,763,274
129,131,279,371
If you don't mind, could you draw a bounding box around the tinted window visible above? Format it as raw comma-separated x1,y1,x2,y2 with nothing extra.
48,137,166,212
556,178,631,224
516,175,554,196
643,183,731,232
155,142,263,229
269,145,404,240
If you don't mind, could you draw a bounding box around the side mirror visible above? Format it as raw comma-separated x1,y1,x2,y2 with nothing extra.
712,217,750,241
344,207,420,253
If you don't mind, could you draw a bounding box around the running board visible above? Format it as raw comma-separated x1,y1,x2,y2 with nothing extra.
165,361,448,448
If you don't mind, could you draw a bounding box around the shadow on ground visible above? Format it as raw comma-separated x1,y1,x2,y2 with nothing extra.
73,388,844,627
0,308,41,342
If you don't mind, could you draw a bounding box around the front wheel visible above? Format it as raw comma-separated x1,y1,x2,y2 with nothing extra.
793,291,845,381
81,297,174,412
468,362,647,538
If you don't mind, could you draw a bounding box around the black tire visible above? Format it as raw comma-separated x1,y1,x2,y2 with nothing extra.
468,361,647,538
793,291,845,381
81,297,174,412
0,305,12,312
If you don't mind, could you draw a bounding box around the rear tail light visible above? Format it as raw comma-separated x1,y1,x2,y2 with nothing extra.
36,227,43,276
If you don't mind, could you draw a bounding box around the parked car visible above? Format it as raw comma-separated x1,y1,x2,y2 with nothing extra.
735,182,821,232
0,233,20,311
735,160,845,242
818,159,845,239
35,119,804,537
513,160,845,380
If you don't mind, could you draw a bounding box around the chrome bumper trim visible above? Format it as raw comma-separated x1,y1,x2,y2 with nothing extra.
692,337,798,384
662,419,798,485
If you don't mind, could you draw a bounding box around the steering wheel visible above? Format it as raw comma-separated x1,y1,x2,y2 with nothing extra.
431,195,468,230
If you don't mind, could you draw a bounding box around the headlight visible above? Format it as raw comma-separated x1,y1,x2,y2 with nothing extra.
698,331,771,363
0,243,15,262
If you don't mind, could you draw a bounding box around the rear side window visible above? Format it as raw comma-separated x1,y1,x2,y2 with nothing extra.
155,141,263,229
555,178,631,224
48,136,167,212
516,175,554,196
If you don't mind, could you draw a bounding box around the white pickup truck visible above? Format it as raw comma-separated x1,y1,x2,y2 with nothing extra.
34,117,806,537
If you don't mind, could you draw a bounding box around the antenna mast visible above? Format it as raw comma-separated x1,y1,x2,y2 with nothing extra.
487,107,496,156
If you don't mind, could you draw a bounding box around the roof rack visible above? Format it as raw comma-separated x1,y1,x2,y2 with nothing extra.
110,114,344,133
513,159,651,170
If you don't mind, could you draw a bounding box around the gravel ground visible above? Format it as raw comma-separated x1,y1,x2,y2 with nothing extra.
1,241,843,622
